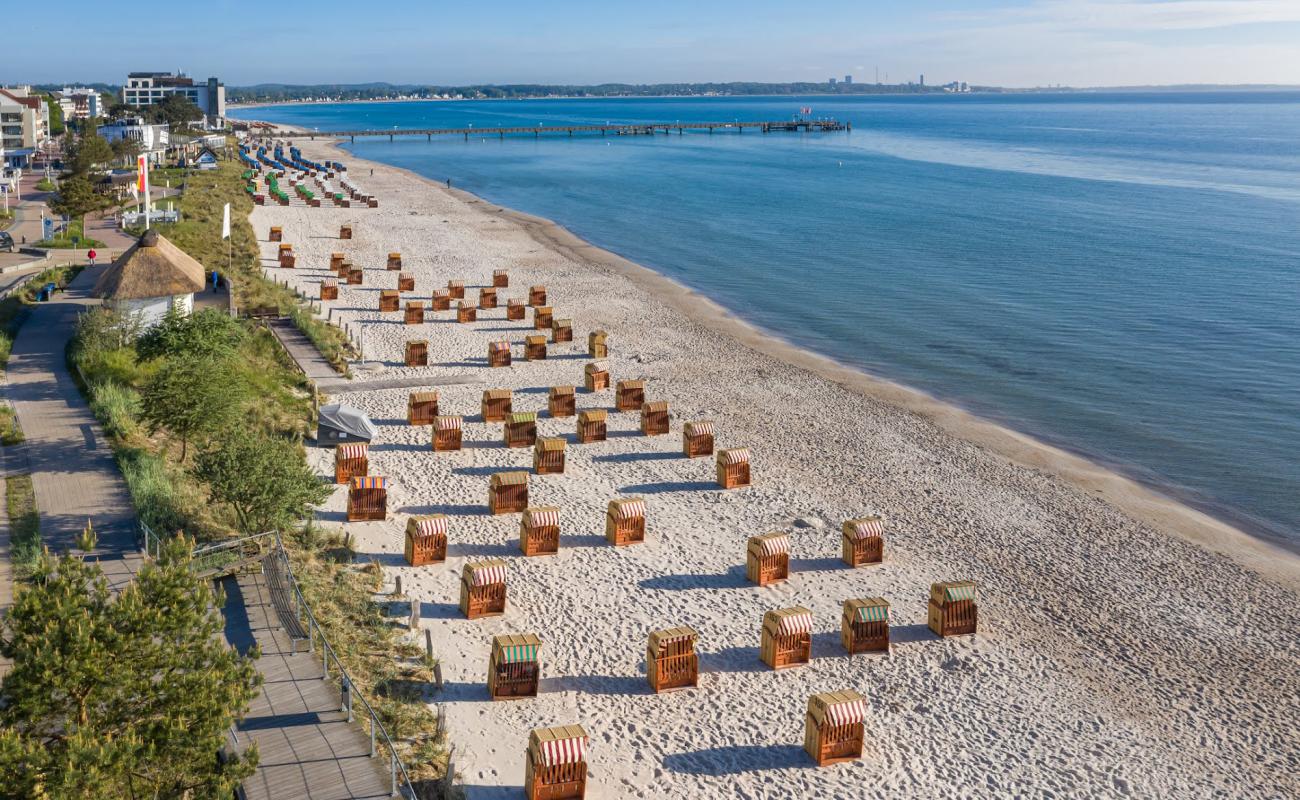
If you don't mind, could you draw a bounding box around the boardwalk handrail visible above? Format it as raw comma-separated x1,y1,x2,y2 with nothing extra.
140,527,420,798
266,533,418,798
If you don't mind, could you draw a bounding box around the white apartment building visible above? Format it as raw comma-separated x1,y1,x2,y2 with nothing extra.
99,117,171,164
122,72,225,125
0,86,50,168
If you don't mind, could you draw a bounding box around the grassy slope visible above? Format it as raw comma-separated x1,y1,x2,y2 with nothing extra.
155,158,354,372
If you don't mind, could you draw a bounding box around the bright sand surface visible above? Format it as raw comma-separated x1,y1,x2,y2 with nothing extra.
250,136,1300,799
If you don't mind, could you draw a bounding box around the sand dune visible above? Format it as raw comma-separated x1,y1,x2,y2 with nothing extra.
251,138,1300,799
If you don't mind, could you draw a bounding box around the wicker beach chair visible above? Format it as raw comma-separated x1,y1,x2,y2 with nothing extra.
615,380,644,412
716,447,751,489
842,516,884,567
526,335,547,361
577,409,607,443
488,340,512,368
804,691,866,766
404,514,448,566
640,401,669,435
519,506,561,556
405,340,428,366
647,627,699,693
504,412,539,448
548,385,576,417
587,330,608,359
481,389,513,422
407,391,439,425
346,476,387,522
761,607,813,669
489,633,541,700
841,598,890,654
432,415,463,451
928,581,978,637
605,497,647,546
488,471,529,515
333,442,368,484
533,437,566,475
525,726,587,800
682,421,714,458
584,362,610,392
459,559,507,619
746,532,791,586
529,285,547,307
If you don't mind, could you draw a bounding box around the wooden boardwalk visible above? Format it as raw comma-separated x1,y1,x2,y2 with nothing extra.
223,570,396,799
261,118,851,142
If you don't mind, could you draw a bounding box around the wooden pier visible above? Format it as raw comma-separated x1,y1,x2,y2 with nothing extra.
260,119,850,143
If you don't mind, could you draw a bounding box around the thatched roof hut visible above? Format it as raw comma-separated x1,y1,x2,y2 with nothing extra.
95,230,206,301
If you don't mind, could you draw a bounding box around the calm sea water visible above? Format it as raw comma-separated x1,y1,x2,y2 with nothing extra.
232,94,1300,545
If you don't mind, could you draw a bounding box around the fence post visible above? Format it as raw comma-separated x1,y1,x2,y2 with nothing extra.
390,751,397,797
369,714,376,757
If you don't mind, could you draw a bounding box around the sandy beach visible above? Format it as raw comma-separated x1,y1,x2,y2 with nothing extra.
250,135,1300,799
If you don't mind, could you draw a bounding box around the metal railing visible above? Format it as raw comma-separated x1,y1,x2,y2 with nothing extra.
138,526,419,798
266,532,417,798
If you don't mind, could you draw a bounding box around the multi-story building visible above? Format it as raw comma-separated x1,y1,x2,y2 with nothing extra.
121,72,225,126
57,87,102,121
1,86,51,168
99,116,171,164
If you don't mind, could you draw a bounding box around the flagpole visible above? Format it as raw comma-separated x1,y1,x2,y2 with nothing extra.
144,157,151,230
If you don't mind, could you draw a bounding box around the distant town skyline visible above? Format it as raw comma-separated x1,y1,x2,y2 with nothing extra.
8,0,1300,88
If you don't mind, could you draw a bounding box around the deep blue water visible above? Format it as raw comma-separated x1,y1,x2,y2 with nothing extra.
232,94,1300,545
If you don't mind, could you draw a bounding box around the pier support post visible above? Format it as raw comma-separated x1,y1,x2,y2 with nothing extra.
389,133,393,142
427,133,431,142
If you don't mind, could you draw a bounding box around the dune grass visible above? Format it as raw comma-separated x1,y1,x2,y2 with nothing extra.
7,474,40,577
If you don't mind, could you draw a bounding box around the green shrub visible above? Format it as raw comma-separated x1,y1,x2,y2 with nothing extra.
89,380,141,438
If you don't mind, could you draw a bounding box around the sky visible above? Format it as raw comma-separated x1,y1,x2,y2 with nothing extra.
6,0,1300,88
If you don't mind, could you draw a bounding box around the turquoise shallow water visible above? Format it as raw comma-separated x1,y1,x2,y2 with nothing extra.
232,94,1300,545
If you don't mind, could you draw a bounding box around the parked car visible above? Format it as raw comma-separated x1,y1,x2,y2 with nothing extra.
0,232,14,252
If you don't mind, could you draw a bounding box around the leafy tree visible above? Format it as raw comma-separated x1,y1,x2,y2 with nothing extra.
0,542,260,798
103,100,136,121
194,433,328,534
141,355,246,461
146,94,203,128
47,174,109,219
110,135,140,166
137,308,246,363
67,131,114,175
43,95,65,136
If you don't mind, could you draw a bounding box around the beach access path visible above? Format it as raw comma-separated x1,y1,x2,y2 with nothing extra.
222,570,395,800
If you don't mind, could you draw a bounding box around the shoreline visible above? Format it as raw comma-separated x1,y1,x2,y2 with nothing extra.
247,130,1300,797
289,129,1298,586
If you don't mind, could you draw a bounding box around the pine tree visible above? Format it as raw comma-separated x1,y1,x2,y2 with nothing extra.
140,355,246,461
0,540,260,798
194,433,329,534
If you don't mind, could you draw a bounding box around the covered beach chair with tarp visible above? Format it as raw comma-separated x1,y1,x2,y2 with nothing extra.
432,415,463,451
682,420,714,458
640,401,669,436
605,497,646,546
746,532,790,586
761,607,813,670
504,412,538,448
587,329,608,358
842,515,884,567
584,361,609,392
548,385,575,417
333,442,368,485
489,471,529,514
317,403,377,446
804,691,866,767
716,447,752,489
460,559,507,619
841,598,890,654
347,476,387,522
405,340,428,366
525,726,587,800
577,409,607,444
489,634,542,700
928,581,978,637
533,437,565,475
646,626,699,693
615,380,644,412
488,340,512,368
481,388,513,422
407,390,439,425
519,506,561,557
404,514,448,566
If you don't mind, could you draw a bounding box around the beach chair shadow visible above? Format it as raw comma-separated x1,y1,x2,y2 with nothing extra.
370,442,429,453
448,541,516,559
663,744,808,776
890,622,939,644
438,360,483,369
790,556,846,573
356,551,408,568
453,465,513,477
397,503,482,517
313,509,349,523
592,451,680,464
515,386,550,394
638,566,747,591
454,787,519,800
538,674,647,696
435,680,487,703
559,533,607,549
696,645,767,675
620,480,718,494
419,600,463,620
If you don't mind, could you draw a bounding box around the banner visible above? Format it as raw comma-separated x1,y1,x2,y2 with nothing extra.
137,155,147,193
221,203,231,240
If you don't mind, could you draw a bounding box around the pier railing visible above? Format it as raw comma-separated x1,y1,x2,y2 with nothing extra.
257,118,850,142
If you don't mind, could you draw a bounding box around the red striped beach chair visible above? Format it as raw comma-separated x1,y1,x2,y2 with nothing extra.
459,559,507,619
404,514,448,566
804,691,866,766
333,442,368,484
647,627,699,693
519,506,560,556
842,516,884,567
716,447,751,489
746,532,790,586
605,497,646,546
526,726,588,800
682,420,714,458
432,415,463,451
761,607,812,669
